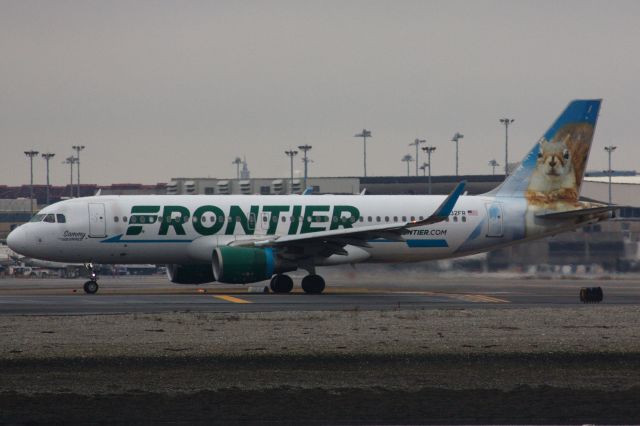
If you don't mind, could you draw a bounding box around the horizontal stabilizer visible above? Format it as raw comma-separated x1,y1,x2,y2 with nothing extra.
535,205,618,220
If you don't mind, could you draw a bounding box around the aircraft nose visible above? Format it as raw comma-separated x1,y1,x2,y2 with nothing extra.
7,226,29,255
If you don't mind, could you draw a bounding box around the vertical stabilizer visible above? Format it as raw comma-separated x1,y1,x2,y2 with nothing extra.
493,99,601,201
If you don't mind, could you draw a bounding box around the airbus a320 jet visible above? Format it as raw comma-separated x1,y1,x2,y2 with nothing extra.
8,99,615,294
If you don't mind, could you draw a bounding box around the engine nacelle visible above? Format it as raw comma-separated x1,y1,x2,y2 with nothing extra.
212,246,295,284
166,264,215,284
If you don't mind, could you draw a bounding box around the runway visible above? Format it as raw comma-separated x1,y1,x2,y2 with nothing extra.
1,274,640,315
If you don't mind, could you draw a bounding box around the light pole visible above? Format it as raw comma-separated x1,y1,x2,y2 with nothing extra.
354,129,372,177
499,118,514,175
232,157,242,179
41,153,55,205
488,159,500,175
63,156,77,197
284,149,298,194
401,154,413,176
451,132,464,176
24,150,39,213
298,144,312,189
409,139,426,176
422,146,436,194
72,145,85,197
419,163,428,176
604,145,617,205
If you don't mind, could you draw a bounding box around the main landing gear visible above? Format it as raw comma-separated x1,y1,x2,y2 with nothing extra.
268,274,326,294
301,274,325,294
83,263,99,294
270,274,294,293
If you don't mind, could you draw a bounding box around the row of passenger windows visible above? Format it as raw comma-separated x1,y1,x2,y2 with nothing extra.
113,214,467,224
30,213,66,223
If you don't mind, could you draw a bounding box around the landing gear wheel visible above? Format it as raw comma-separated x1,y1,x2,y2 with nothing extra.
270,274,294,293
83,280,99,294
301,274,325,294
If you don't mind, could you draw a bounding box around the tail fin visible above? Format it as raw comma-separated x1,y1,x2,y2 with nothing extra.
493,99,601,199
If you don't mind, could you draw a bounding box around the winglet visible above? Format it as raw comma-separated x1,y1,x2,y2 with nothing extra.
408,180,466,227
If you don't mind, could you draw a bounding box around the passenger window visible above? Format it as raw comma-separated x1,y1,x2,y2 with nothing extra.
462,216,467,222
359,217,363,222
281,216,286,222
402,216,407,222
114,216,119,223
368,216,372,222
393,216,398,222
56,214,66,223
376,216,381,222
44,214,55,223
385,216,389,222
123,216,128,223
410,216,415,221
419,216,424,221
454,216,458,222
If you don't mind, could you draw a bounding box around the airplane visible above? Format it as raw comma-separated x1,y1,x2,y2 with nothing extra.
7,99,616,294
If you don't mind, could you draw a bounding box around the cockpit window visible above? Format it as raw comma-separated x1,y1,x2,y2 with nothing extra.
30,214,45,222
56,214,66,223
43,214,56,223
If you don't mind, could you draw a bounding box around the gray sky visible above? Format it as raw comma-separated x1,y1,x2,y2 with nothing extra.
1,0,639,186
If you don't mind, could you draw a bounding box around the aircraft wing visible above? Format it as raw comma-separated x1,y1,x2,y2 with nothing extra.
231,181,465,256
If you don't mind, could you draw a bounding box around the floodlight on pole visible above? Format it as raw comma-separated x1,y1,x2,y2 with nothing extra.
354,129,372,177
41,153,55,205
488,159,500,175
450,132,464,176
604,145,617,205
63,156,76,197
499,118,514,176
24,150,39,213
401,154,413,176
72,145,85,197
284,149,298,194
232,157,242,180
409,139,426,176
297,144,312,189
422,146,436,194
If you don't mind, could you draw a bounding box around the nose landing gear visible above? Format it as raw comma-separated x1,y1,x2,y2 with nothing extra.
83,263,99,294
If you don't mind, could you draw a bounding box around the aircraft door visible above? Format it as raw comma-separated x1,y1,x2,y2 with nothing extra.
485,203,503,238
88,203,107,238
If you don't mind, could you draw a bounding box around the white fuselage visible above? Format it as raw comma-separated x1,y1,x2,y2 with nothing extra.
7,193,576,267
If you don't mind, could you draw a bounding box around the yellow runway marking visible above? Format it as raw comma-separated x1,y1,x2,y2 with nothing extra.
213,295,252,304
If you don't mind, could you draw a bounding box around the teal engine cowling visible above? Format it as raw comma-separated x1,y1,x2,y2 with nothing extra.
212,246,295,284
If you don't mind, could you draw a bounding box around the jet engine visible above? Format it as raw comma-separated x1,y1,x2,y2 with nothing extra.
166,264,215,284
212,246,295,284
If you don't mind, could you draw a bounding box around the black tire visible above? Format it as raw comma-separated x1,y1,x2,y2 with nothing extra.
301,274,325,294
270,274,294,293
83,281,99,294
